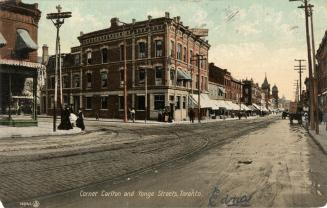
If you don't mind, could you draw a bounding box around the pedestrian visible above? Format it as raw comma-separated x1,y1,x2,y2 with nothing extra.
130,107,135,123
58,106,73,130
189,108,195,123
76,108,85,131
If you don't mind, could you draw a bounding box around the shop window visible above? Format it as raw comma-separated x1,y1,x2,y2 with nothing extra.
86,97,92,109
154,95,165,110
137,95,145,110
119,96,124,110
182,96,186,109
176,96,181,109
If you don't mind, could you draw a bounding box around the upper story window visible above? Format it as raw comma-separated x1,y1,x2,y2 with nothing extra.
177,43,182,60
195,53,199,67
155,66,163,79
86,73,92,88
63,75,69,88
120,44,125,61
138,68,145,83
101,48,108,63
86,51,92,65
74,54,80,66
155,40,163,57
170,40,174,57
100,71,108,88
183,47,187,62
190,50,193,64
138,42,146,59
73,74,80,88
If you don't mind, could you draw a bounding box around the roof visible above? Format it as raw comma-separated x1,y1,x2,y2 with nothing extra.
261,75,270,89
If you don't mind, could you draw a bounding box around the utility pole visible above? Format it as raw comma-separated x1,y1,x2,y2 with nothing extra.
290,0,315,130
308,5,320,134
294,59,306,101
47,5,72,132
191,54,206,123
293,80,299,102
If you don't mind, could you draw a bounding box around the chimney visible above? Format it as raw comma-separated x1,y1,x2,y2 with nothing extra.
173,17,177,22
80,31,84,36
42,44,49,65
165,12,170,18
132,18,136,24
148,15,152,20
176,16,180,23
110,17,119,28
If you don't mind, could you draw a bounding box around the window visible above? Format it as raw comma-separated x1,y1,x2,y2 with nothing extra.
176,96,181,109
50,96,54,108
50,76,55,89
63,75,69,88
170,40,174,57
119,96,124,110
100,71,108,88
101,48,108,63
170,70,175,83
177,43,182,60
73,74,80,88
155,66,163,79
183,47,187,62
139,69,145,82
101,96,108,109
87,51,92,65
138,42,146,58
137,95,145,110
190,50,193,64
74,54,80,66
182,96,186,109
86,73,92,88
86,97,92,109
154,95,165,110
120,44,125,60
63,95,68,106
120,69,124,85
195,53,199,67
155,40,163,57
196,76,199,89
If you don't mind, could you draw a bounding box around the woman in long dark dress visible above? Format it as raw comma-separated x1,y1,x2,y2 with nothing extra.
76,109,85,131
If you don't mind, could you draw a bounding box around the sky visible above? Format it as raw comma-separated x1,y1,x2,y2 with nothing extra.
25,0,327,100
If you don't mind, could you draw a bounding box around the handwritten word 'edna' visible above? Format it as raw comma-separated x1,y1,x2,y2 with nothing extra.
208,186,253,207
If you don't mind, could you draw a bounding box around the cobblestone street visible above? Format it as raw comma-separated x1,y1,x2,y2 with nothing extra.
1,116,276,207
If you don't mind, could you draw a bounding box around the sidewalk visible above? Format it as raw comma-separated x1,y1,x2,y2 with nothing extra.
308,123,327,154
0,121,81,139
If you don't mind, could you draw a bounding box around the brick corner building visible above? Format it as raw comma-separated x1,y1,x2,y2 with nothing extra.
42,13,210,121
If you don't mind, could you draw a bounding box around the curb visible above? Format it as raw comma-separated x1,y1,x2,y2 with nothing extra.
307,129,327,155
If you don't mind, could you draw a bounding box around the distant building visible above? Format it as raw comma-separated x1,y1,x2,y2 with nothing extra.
42,13,210,121
261,74,271,108
0,0,43,125
316,31,327,115
271,84,279,109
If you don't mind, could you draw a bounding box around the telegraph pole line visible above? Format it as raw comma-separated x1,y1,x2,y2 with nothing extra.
294,59,306,101
47,5,72,132
290,0,315,130
293,80,299,102
308,5,320,134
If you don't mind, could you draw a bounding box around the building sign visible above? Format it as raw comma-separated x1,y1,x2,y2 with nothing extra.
190,28,208,37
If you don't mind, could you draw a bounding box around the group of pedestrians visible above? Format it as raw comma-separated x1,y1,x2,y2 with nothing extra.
58,106,85,131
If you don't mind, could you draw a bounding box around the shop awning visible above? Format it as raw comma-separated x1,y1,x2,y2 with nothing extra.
177,69,192,80
252,103,261,110
241,104,251,111
225,101,240,111
15,29,38,52
0,32,6,48
190,94,216,109
247,105,256,111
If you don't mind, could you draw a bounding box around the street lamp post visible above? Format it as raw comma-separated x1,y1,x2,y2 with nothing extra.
46,5,71,132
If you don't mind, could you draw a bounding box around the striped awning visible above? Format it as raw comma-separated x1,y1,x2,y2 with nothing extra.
15,29,38,52
0,32,6,48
